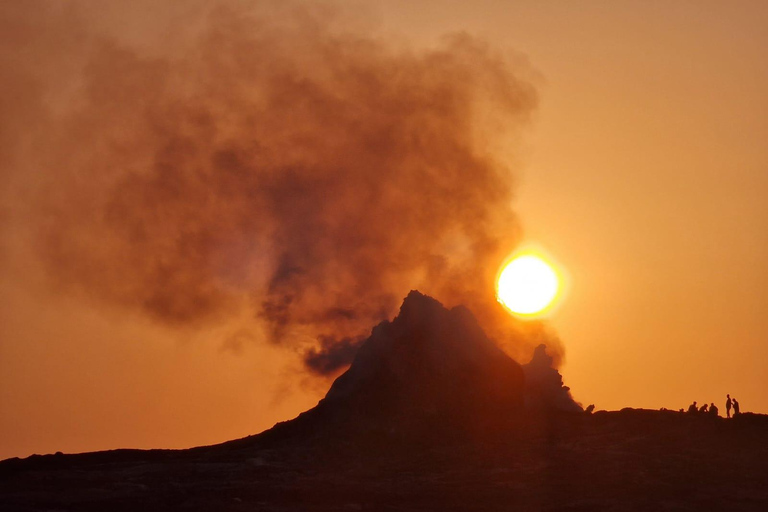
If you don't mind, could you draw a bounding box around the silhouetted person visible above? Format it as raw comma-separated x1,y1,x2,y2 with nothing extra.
709,403,719,417
733,398,740,416
726,394,732,418
699,403,708,413
687,401,698,414
585,404,595,415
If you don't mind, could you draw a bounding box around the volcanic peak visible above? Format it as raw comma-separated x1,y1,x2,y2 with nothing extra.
315,291,525,431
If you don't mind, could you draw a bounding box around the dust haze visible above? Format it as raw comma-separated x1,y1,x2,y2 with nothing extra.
0,0,558,376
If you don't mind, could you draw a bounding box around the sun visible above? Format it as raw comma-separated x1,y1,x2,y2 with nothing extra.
496,254,560,316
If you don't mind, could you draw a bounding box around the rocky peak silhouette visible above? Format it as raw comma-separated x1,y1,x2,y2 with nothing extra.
262,292,580,446
298,291,526,436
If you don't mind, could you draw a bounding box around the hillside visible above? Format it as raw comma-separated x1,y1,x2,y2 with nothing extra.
2,292,766,511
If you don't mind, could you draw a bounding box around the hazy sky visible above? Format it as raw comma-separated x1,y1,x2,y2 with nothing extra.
1,1,767,459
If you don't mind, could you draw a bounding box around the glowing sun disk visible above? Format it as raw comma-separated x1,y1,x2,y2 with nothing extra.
496,255,559,316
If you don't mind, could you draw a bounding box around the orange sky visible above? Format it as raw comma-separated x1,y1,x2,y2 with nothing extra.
1,1,767,460
385,0,768,415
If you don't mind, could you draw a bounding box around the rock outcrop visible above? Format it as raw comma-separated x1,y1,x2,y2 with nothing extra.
262,291,581,446
299,291,526,436
522,343,582,412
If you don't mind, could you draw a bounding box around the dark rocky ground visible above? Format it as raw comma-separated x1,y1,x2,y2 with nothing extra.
2,409,767,512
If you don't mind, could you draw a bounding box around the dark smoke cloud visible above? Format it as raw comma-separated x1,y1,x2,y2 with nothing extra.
303,335,366,376
1,1,556,372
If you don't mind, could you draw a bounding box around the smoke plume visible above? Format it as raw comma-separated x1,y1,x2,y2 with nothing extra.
1,1,556,373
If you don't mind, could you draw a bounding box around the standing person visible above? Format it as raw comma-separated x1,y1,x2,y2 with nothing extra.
726,394,732,418
733,398,740,416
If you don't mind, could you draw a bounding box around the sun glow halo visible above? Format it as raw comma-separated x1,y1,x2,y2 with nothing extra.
496,254,560,316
